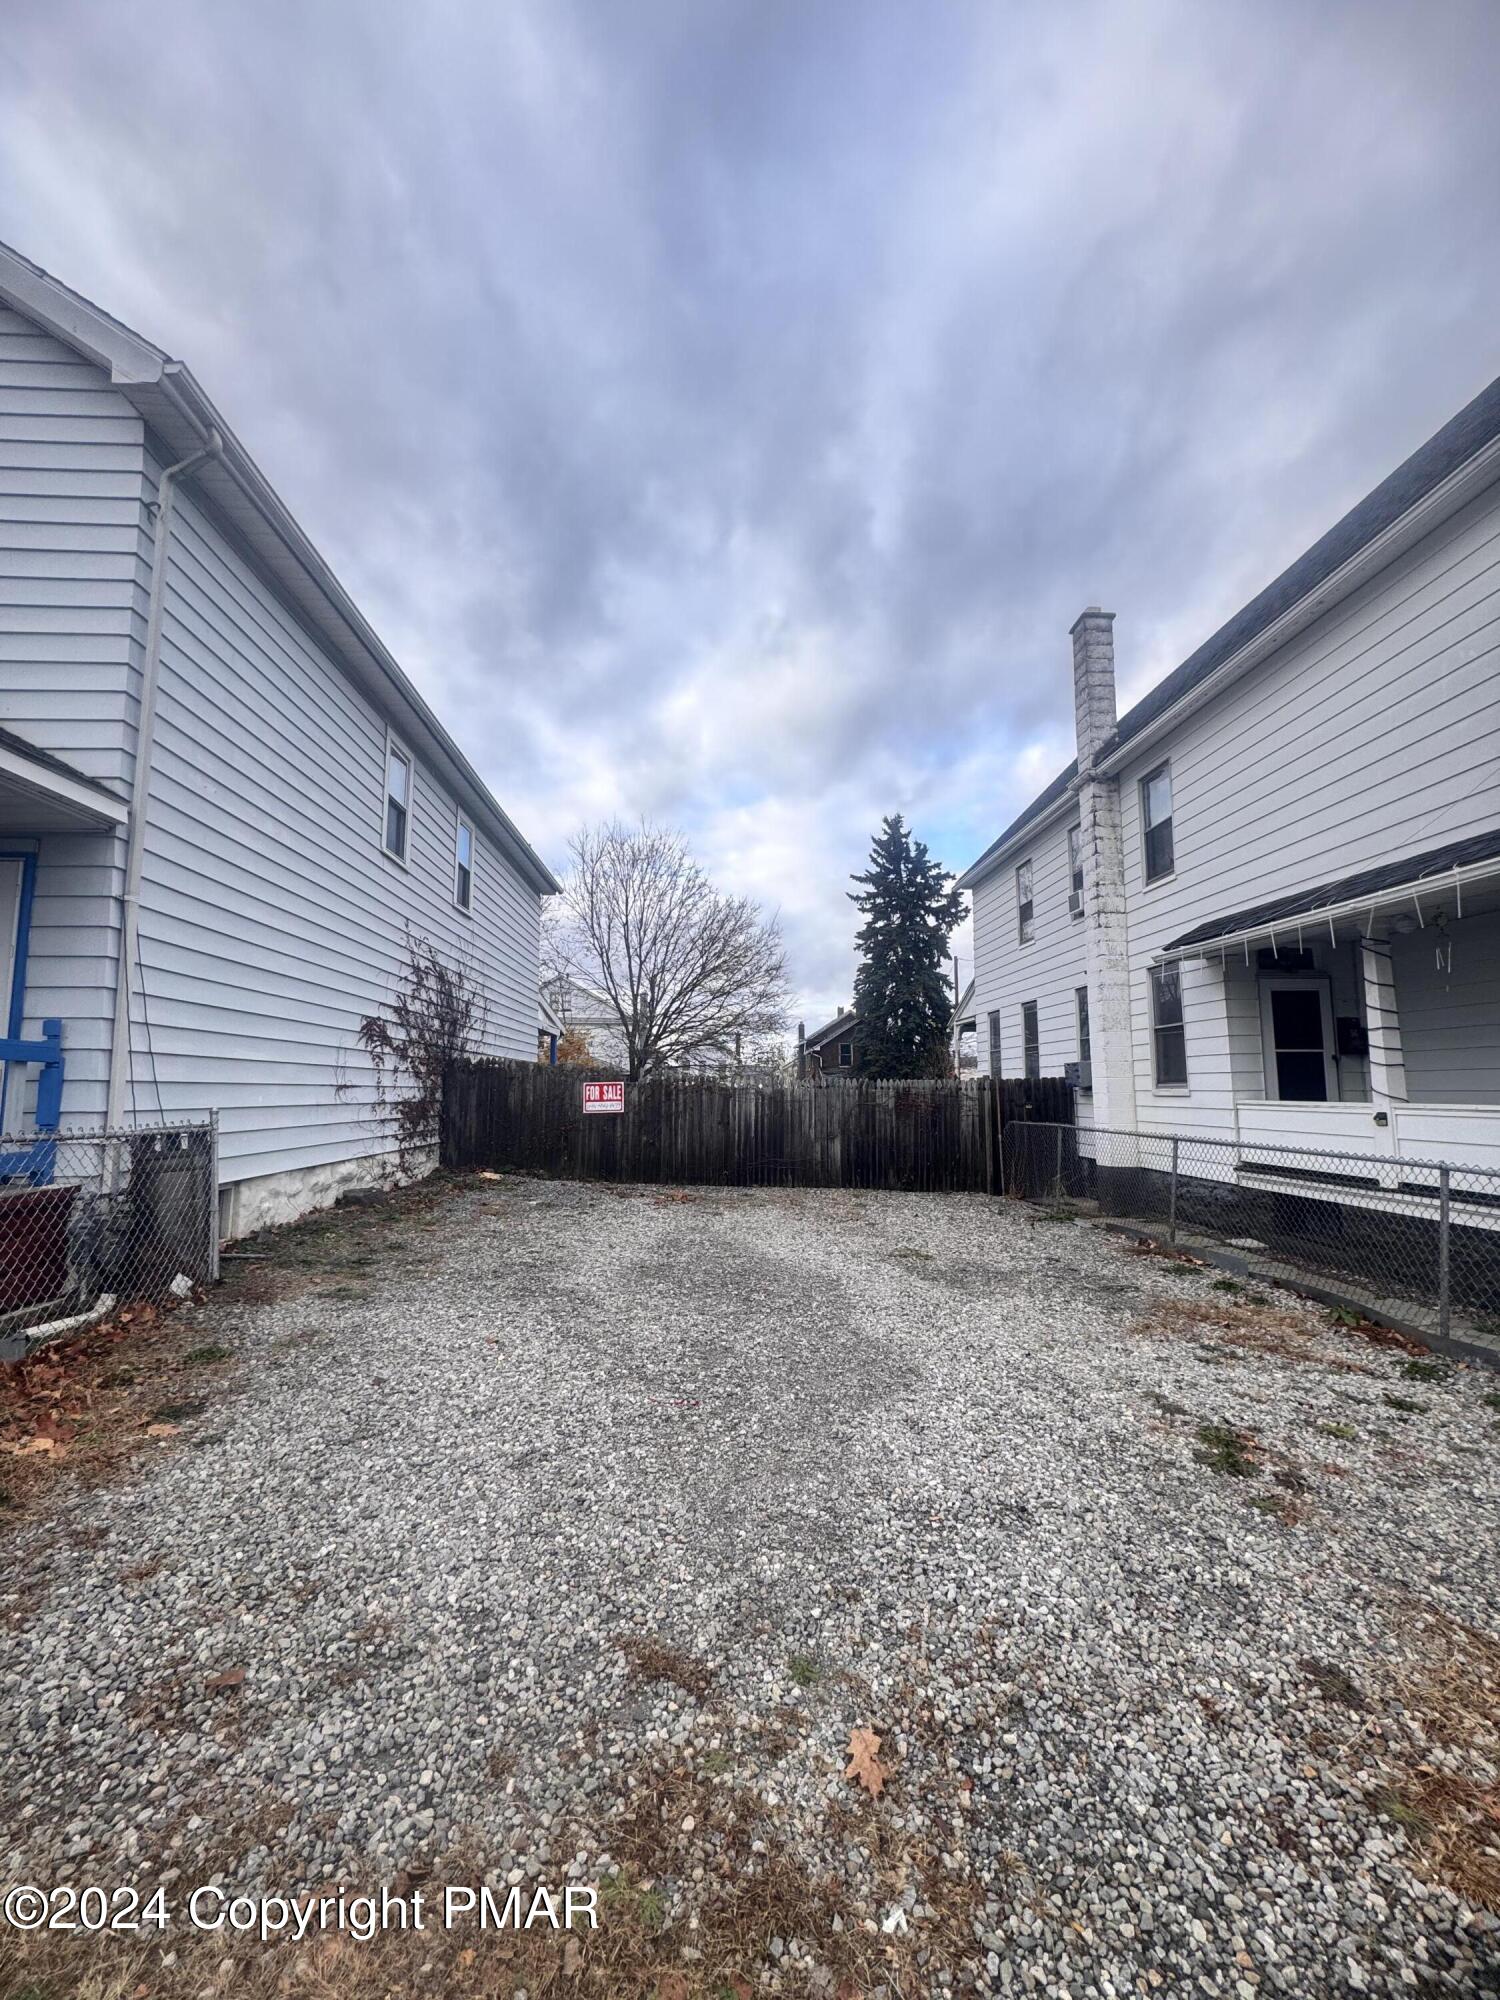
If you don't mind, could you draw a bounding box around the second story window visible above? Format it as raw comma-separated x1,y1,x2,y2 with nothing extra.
1141,763,1174,882
454,818,474,910
1016,859,1034,944
384,741,411,862
1022,1000,1040,1079
1068,824,1084,915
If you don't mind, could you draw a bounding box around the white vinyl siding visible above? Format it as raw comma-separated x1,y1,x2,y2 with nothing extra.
118,466,542,1182
1114,473,1500,1137
0,306,144,1121
970,818,1088,1078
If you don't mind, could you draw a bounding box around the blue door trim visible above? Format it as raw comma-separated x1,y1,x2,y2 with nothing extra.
3,849,38,1040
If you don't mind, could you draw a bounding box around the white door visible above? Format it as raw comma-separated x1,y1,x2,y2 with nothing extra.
1258,978,1338,1102
0,856,24,1133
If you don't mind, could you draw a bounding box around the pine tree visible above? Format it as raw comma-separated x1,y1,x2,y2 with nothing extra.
849,815,966,1079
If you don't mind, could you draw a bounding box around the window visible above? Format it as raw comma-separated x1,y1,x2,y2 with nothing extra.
1016,859,1034,944
1150,965,1187,1086
1141,763,1174,882
838,1041,853,1068
1076,986,1091,1066
987,1009,1001,1073
1022,1000,1040,1080
454,818,474,910
384,741,411,861
1067,824,1084,914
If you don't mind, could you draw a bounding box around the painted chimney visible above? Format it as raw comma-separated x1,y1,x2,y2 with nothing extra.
1070,606,1116,770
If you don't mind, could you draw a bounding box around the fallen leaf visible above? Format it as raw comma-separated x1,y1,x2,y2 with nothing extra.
844,1726,888,1799
22,1435,61,1454
654,1975,690,2000
145,1423,179,1438
458,1947,476,1969
205,1668,246,1693
561,1936,582,1978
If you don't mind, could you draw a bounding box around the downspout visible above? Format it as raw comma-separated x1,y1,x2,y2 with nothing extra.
105,431,222,1131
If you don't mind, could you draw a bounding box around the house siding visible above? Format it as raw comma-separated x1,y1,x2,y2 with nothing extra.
965,468,1500,1142
0,306,142,1123
1,302,545,1181
126,461,540,1183
970,820,1087,1080
1115,476,1500,1137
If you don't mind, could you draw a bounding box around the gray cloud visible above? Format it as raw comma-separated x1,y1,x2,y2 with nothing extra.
5,0,1498,1022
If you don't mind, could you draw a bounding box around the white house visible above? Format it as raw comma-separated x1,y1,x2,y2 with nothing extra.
958,371,1500,1183
0,241,558,1236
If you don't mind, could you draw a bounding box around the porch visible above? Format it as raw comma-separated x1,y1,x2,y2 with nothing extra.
1158,828,1500,1189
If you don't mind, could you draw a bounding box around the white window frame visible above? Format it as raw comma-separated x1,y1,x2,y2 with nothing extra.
1258,976,1339,1104
383,730,413,866
1067,824,1084,915
1140,762,1174,885
454,814,475,912
1021,999,1040,1081
1149,963,1188,1090
1016,859,1035,945
986,1009,1001,1074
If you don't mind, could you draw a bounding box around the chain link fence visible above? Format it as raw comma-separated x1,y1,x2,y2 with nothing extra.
1001,1119,1500,1345
0,1121,218,1361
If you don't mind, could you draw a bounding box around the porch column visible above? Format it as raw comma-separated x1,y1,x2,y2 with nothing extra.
1359,935,1408,1107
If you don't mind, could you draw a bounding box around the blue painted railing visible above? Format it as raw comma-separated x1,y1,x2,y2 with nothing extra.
0,1017,64,1184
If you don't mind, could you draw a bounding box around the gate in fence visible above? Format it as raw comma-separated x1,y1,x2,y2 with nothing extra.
0,1120,218,1358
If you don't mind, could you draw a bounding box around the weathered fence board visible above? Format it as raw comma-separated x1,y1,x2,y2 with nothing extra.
443,1060,1009,1192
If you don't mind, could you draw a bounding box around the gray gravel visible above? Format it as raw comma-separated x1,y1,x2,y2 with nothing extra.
3,1174,1498,1997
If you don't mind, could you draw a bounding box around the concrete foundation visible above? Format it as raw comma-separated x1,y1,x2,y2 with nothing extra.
219,1147,437,1240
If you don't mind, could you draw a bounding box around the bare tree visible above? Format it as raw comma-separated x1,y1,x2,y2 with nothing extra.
556,820,789,1079
355,928,489,1173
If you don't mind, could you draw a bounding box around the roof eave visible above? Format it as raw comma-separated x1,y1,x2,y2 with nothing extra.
0,241,561,901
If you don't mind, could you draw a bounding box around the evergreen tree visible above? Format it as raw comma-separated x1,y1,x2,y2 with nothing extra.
849,814,966,1078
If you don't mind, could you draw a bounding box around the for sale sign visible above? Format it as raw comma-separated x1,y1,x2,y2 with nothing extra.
582,1080,625,1115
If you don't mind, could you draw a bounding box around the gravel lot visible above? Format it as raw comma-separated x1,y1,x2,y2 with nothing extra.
3,1174,1499,1999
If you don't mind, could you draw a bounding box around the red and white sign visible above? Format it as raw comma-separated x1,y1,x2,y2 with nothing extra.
582,1080,626,1115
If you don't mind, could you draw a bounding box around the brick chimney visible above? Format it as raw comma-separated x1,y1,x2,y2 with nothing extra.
1069,605,1138,1134
1070,606,1116,771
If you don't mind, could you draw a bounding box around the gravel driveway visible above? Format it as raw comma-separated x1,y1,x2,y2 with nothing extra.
2,1175,1498,1999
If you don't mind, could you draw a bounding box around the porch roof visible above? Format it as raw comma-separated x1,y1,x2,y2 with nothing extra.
0,728,128,835
1157,827,1500,961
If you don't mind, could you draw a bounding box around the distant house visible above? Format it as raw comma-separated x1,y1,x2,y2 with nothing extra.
958,371,1500,1182
541,973,627,1068
797,1007,864,1077
953,978,976,1072
0,241,558,1235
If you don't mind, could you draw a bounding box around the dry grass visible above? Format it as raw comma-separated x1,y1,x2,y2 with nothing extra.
1130,1293,1377,1372
1360,1606,1500,1911
0,1294,229,1518
0,1748,984,2000
618,1635,718,1703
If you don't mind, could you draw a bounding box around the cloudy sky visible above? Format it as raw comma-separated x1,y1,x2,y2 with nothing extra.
4,0,1499,1029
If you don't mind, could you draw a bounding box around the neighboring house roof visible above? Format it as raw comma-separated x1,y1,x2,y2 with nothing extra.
0,239,560,898
1160,826,1500,958
803,1010,858,1050
955,978,975,1031
958,371,1500,891
537,992,564,1037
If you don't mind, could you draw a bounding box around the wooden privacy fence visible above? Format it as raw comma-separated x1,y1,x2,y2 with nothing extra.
442,1060,1017,1192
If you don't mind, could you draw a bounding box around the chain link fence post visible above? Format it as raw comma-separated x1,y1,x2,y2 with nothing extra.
1437,1162,1451,1343
208,1109,222,1283
1054,1123,1064,1206
1168,1135,1179,1245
